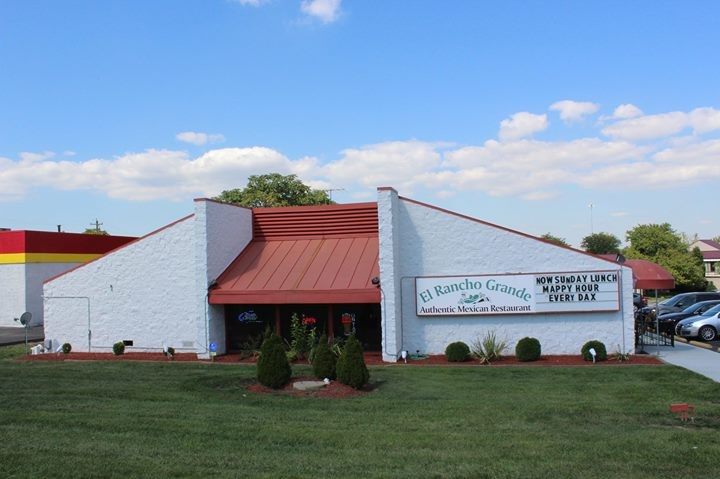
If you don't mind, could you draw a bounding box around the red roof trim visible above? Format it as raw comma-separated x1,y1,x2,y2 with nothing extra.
398,196,626,268
0,230,135,254
209,288,380,304
44,214,194,284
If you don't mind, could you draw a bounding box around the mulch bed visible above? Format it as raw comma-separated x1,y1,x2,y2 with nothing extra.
18,351,663,366
247,376,372,398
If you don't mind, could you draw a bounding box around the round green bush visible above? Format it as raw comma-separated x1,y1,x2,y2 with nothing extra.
112,341,125,355
257,333,292,389
515,337,541,362
445,341,470,362
336,334,369,389
581,340,607,361
312,335,337,380
61,343,72,354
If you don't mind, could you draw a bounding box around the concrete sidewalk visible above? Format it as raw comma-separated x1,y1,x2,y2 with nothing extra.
0,326,44,346
653,341,720,383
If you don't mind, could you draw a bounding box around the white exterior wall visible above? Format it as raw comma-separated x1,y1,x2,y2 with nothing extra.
44,217,196,353
194,200,252,358
378,188,634,359
0,262,83,327
0,264,26,327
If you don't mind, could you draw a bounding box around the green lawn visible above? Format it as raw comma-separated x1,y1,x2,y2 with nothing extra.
1,350,719,478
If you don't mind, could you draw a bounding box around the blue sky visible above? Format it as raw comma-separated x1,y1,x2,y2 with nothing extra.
1,0,719,247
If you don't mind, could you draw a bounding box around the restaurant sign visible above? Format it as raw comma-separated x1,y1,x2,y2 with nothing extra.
416,271,620,316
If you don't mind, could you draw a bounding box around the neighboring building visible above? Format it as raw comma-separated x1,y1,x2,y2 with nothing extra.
690,239,720,289
44,188,634,359
0,230,135,327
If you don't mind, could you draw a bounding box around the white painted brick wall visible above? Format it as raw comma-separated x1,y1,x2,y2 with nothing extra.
193,200,253,358
378,189,634,358
44,217,196,353
0,264,27,327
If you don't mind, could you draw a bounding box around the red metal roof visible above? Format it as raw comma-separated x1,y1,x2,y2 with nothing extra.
209,203,380,304
624,259,675,290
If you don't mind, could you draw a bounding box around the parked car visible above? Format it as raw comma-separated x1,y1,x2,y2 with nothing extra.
657,300,720,334
640,292,720,317
633,293,647,309
675,304,720,341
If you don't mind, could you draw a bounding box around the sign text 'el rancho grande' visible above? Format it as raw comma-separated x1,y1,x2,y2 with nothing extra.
416,271,620,316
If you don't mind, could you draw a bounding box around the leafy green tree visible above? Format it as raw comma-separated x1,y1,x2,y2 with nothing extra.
256,333,291,389
624,223,707,292
540,233,570,247
312,335,336,380
581,232,621,254
214,173,333,207
336,334,369,389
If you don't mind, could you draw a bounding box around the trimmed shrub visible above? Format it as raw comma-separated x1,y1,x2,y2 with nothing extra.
515,337,541,362
112,341,125,356
445,341,470,362
257,333,292,389
312,335,336,380
581,340,607,362
336,334,369,389
61,343,72,354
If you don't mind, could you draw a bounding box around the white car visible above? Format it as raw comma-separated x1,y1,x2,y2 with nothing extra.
675,310,720,341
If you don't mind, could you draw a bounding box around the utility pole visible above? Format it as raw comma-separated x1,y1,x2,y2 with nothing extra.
588,203,594,234
323,188,345,201
90,218,103,233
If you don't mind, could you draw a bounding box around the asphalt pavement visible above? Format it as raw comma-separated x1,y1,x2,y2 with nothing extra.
0,326,44,346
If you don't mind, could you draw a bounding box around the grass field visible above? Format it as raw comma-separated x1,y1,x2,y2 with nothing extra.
1,349,719,478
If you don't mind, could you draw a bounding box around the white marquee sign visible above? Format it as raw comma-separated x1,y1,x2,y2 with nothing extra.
416,271,620,316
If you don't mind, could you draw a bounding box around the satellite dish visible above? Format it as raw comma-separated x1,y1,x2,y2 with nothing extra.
19,312,32,326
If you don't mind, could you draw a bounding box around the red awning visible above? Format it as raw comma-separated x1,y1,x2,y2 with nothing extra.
624,259,675,290
209,203,380,305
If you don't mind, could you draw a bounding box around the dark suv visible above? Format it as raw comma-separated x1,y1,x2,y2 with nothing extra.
641,292,720,317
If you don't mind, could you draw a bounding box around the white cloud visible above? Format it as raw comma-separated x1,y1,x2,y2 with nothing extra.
176,131,226,146
602,111,688,140
550,100,599,123
601,107,720,141
498,112,548,141
611,104,643,120
20,151,55,163
323,140,443,192
6,103,720,205
0,147,297,202
301,0,342,23
611,212,629,217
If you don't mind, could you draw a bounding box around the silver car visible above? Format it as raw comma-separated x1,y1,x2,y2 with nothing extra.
676,308,720,341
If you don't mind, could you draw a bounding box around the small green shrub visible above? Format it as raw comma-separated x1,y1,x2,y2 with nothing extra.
61,343,72,354
112,341,125,356
166,346,175,358
312,335,337,380
515,337,541,362
336,334,369,389
286,350,298,363
581,340,607,362
257,333,292,389
445,341,470,362
471,330,508,364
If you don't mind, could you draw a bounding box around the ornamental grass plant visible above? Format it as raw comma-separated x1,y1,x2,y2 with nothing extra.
471,330,507,364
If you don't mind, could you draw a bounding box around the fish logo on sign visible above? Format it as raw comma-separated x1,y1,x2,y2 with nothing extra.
458,292,489,305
